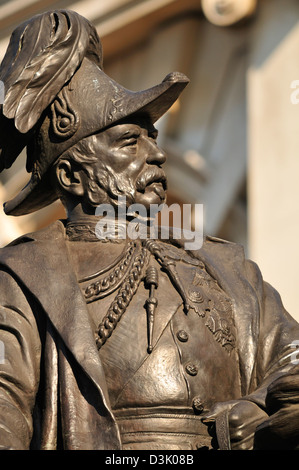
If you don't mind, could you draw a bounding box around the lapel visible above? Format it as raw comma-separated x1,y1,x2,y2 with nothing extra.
168,234,260,395
150,261,183,351
0,220,113,410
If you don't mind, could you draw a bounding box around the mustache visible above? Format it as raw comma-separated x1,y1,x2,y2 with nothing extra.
135,167,167,192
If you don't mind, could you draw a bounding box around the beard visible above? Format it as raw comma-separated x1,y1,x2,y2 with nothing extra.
86,167,136,208
85,165,167,210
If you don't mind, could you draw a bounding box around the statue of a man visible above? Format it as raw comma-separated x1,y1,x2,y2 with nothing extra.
0,10,298,451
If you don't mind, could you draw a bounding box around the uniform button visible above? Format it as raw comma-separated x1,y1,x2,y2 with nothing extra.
177,330,189,342
185,363,198,376
192,396,204,414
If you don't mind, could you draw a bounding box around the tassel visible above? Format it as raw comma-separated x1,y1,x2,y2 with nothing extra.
145,265,158,353
143,239,190,313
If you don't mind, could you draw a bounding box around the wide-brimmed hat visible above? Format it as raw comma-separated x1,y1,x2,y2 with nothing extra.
0,10,189,216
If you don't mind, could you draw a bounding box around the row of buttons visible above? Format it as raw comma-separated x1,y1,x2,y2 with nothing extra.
176,329,204,414
177,330,198,375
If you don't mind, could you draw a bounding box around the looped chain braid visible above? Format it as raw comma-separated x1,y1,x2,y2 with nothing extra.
95,245,150,350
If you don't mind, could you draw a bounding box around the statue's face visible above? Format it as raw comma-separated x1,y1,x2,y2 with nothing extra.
87,118,167,210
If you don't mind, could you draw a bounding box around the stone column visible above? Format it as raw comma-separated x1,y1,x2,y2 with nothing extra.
248,0,299,320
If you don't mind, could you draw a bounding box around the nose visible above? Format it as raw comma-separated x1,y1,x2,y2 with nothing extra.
145,139,167,165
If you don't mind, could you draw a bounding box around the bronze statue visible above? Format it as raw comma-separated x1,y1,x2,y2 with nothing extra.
0,10,298,450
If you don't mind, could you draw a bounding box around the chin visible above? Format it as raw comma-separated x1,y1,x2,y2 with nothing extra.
135,190,166,210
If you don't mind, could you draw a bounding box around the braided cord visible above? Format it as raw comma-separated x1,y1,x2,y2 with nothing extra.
95,245,149,350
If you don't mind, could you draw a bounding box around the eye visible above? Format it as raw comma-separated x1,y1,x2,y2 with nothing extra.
125,137,138,146
149,131,158,142
120,132,139,148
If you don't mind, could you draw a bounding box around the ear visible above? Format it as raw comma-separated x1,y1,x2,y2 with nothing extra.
55,159,84,197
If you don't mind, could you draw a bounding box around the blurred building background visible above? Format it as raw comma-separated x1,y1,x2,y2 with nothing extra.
0,0,299,321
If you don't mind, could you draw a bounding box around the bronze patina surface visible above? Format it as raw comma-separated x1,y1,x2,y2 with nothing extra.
0,10,298,450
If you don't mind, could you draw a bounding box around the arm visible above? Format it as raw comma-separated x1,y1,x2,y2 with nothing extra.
0,269,41,449
203,258,299,449
244,259,299,406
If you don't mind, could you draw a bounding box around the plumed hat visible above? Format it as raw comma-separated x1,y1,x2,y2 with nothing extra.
0,10,189,216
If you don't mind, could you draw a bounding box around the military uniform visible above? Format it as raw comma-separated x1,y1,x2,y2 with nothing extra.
0,220,298,450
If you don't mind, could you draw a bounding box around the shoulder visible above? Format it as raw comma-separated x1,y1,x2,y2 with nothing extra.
158,233,263,288
0,221,67,287
4,220,66,247
0,220,65,255
203,234,245,256
160,232,246,265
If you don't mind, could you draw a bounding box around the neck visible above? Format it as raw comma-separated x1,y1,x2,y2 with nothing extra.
64,202,129,279
64,200,156,243
65,200,97,224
